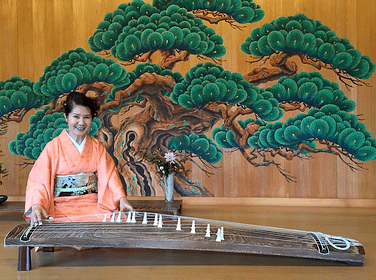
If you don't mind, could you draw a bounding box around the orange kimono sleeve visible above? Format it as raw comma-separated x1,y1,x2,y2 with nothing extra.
95,140,127,212
24,142,56,219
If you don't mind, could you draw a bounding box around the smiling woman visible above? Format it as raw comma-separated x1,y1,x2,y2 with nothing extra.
24,91,133,226
64,92,98,145
65,105,92,145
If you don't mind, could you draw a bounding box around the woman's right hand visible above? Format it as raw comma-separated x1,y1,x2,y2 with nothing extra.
30,204,48,226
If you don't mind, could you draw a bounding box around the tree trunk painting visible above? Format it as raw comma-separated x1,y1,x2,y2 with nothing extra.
1,0,375,198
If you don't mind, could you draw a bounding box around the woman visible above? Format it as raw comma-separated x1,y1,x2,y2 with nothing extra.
25,91,133,225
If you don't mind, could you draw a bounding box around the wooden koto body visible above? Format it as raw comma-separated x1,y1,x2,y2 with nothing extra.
4,211,365,270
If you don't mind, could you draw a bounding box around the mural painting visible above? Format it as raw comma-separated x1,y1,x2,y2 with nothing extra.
0,0,375,198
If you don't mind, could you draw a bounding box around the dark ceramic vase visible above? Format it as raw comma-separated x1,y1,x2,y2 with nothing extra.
0,195,7,205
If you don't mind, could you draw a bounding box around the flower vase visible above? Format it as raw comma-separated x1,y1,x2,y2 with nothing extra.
164,173,174,203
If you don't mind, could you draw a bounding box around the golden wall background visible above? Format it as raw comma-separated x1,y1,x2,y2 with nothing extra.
0,0,375,199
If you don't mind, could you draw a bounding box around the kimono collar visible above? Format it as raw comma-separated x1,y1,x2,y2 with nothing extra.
64,129,87,153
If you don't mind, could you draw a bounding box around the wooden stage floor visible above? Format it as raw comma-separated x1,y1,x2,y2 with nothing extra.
1,204,375,280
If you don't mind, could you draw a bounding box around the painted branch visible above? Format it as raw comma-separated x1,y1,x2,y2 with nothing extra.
193,11,244,30
193,12,232,25
279,102,309,112
159,50,190,69
1,108,30,123
100,73,176,113
244,52,297,84
298,54,335,71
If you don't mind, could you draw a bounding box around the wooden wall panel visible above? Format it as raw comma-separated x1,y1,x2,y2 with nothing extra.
0,0,375,199
190,0,376,199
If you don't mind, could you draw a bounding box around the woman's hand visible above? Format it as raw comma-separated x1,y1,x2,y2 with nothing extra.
119,197,133,212
30,204,48,226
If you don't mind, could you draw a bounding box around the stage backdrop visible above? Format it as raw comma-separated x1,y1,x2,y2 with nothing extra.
0,0,375,200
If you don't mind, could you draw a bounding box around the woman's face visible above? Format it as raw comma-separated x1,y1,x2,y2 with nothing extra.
65,104,92,141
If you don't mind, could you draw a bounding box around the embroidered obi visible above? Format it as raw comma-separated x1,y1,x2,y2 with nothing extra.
54,172,98,197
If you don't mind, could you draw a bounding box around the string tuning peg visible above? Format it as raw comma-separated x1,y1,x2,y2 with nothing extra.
190,220,196,234
153,213,158,226
205,224,211,237
126,211,131,223
110,213,116,222
216,228,222,242
131,211,136,223
176,217,182,231
158,215,163,228
116,212,122,223
142,212,148,224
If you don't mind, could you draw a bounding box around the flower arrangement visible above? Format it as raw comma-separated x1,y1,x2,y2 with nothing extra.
132,148,189,177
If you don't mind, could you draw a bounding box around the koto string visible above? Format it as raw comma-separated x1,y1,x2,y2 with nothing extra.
28,212,358,248
44,211,309,236
31,224,352,248
32,227,318,246
44,211,353,245
37,211,358,246
30,228,316,247
39,211,305,238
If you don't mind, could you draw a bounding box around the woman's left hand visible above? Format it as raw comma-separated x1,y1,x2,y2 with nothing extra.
119,197,133,212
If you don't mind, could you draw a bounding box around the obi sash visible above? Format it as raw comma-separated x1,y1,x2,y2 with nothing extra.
54,172,98,197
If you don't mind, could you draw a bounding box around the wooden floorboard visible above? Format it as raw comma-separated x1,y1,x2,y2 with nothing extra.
1,205,376,279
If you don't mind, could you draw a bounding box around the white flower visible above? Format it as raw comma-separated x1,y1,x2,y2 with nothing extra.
164,152,176,163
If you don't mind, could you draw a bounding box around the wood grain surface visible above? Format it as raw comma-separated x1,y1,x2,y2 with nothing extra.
5,211,365,266
2,205,376,279
0,0,375,199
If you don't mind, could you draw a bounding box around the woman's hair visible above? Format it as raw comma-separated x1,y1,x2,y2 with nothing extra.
63,91,100,118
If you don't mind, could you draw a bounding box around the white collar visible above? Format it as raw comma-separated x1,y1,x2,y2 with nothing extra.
64,129,86,153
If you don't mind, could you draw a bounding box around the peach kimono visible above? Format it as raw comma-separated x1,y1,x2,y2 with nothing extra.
24,130,126,220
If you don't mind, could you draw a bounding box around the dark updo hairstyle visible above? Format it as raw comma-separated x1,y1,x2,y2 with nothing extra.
64,91,100,118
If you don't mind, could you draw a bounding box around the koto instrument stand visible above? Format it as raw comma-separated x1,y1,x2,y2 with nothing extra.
5,211,365,271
